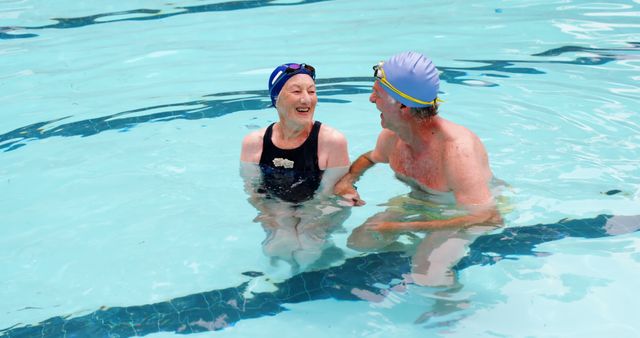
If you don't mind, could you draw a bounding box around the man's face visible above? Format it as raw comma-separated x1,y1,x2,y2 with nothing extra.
370,81,401,130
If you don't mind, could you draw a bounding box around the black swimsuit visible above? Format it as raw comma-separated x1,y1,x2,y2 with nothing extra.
259,121,324,203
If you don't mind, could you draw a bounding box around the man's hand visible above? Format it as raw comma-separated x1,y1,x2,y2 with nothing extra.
333,174,366,206
332,151,380,206
367,211,503,232
366,221,405,233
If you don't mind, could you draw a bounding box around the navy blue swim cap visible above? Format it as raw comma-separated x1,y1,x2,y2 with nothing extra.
268,63,316,107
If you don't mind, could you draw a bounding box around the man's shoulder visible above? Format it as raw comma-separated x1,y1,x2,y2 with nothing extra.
438,118,480,145
434,119,487,163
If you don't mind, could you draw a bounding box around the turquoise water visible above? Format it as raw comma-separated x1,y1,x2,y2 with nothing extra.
1,0,639,337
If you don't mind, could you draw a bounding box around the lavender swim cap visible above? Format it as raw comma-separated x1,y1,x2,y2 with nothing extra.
378,52,440,108
268,63,316,107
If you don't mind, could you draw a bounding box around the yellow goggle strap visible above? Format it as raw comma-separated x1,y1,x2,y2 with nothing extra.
379,77,443,106
375,62,443,106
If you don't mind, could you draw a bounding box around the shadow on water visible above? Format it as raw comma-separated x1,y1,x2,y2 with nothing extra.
2,41,639,154
0,0,333,40
1,214,638,337
0,78,371,152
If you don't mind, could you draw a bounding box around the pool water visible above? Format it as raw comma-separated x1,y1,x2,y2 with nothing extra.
1,0,639,337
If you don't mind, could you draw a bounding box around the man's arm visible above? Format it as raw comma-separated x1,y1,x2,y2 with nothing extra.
333,129,396,206
333,152,376,205
368,209,501,232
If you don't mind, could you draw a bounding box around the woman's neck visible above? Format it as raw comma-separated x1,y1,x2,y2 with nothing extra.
273,120,313,148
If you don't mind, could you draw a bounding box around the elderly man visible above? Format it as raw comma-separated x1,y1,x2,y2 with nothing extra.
335,52,501,235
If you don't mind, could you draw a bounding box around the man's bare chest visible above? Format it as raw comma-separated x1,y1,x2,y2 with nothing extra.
388,145,447,191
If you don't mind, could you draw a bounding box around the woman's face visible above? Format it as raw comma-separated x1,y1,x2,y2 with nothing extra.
275,74,317,126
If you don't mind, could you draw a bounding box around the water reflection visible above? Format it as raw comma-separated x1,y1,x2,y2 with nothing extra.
4,40,639,153
346,194,493,287
256,198,349,273
241,163,350,273
1,214,638,337
0,0,334,40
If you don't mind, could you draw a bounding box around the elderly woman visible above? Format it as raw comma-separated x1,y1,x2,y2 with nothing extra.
240,63,351,272
241,63,350,202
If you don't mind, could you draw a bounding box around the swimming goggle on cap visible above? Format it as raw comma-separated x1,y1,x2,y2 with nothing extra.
373,52,443,108
268,63,316,107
